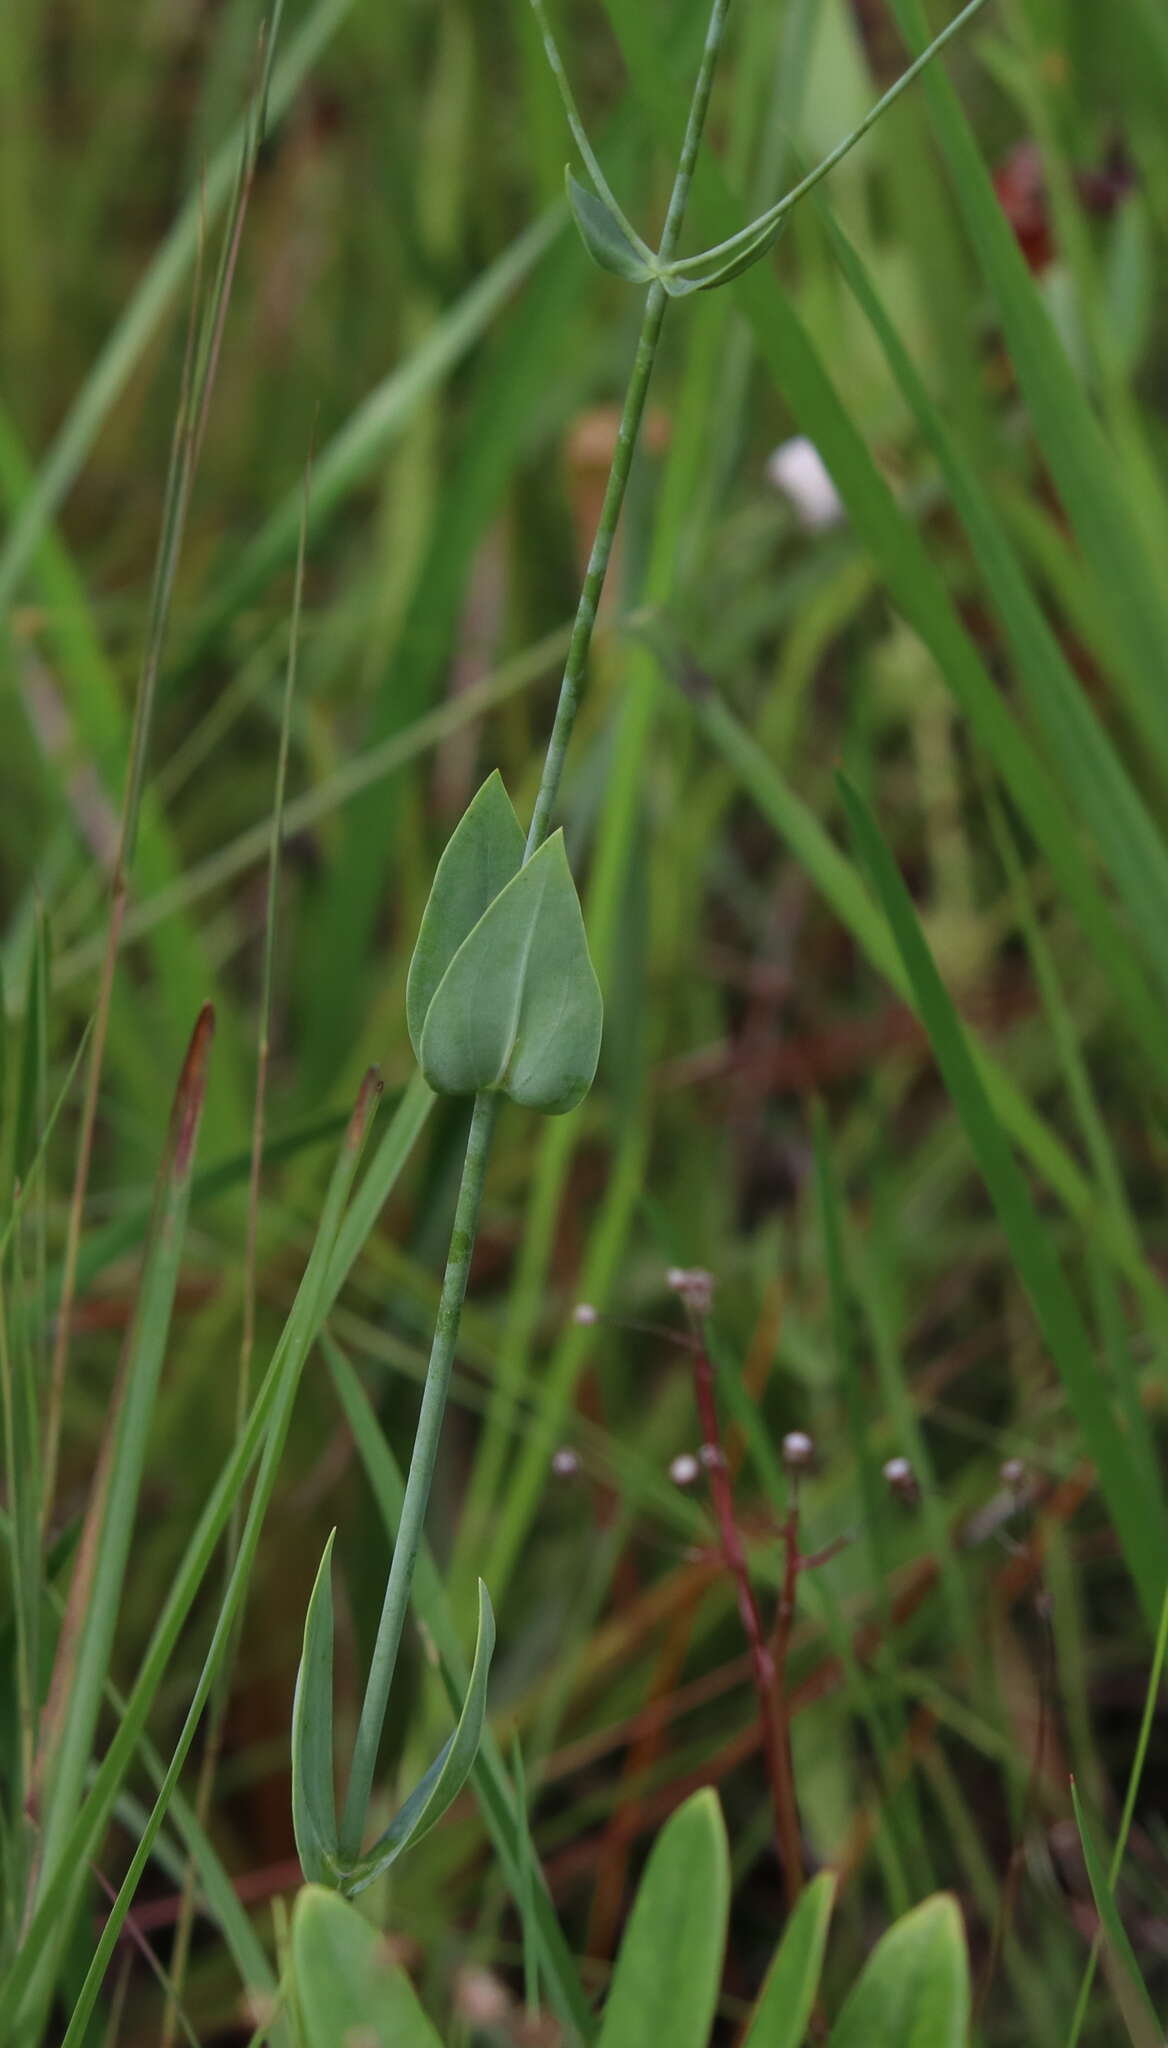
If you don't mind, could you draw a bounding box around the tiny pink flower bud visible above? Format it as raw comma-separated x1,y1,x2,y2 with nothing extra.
551,1447,580,1479
698,1442,726,1471
572,1302,599,1326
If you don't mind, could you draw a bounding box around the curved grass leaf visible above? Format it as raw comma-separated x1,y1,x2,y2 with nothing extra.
419,831,602,1114
566,171,656,282
827,1894,969,2048
743,1871,836,2048
341,1579,496,1897
292,1530,340,1885
597,1788,730,2048
406,771,524,1059
292,1886,442,2048
1071,1781,1162,2048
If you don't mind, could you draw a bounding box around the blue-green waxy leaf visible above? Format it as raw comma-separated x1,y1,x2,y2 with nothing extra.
341,1580,495,1897
827,1895,970,2048
597,1788,730,2048
406,771,525,1060
661,215,787,296
743,1871,836,2048
566,170,656,283
292,1885,443,2048
292,1530,339,1885
418,831,602,1114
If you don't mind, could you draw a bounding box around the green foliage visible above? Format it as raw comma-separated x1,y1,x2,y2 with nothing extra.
597,1789,730,2048
411,818,603,1114
3,0,1167,2039
341,1579,496,1897
406,772,526,1056
291,1530,340,1884
292,1886,443,2048
827,1895,971,2048
742,1872,836,2048
566,172,657,283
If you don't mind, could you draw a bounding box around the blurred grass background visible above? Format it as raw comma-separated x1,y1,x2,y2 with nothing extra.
2,0,1167,2039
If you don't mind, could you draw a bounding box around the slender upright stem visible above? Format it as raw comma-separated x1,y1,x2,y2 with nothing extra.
339,0,734,1865
525,0,731,857
688,1315,801,1901
339,1091,498,1860
771,1499,806,1907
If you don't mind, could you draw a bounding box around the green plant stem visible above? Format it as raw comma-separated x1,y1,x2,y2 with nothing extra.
523,0,730,857
338,1089,498,1860
337,0,733,1867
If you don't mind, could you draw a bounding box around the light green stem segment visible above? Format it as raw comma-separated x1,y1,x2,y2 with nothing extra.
338,0,733,1867
338,1091,498,1860
525,0,732,857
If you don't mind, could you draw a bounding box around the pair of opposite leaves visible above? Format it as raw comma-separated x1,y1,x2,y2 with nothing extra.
407,773,602,1115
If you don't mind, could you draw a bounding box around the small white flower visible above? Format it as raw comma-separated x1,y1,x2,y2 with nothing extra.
670,1452,701,1487
551,1446,580,1479
766,437,844,532
782,1430,815,1471
572,1301,599,1326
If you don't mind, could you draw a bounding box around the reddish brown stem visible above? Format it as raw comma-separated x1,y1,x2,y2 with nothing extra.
770,1502,805,1906
689,1317,804,1905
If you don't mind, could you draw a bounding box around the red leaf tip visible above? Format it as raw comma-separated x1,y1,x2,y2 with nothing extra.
347,1064,384,1148
172,1003,216,1179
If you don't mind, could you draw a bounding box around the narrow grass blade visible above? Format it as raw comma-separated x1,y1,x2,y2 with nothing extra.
817,192,1168,1023
34,1004,215,1898
0,1071,385,2031
1070,1782,1162,2048
602,4,1168,1094
885,0,1168,781
1066,1583,1168,2045
0,0,377,610
839,777,1167,1627
675,676,1168,1347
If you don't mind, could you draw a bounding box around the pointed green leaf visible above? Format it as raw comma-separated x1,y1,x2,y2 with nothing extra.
566,171,657,283
341,1579,495,1897
292,1530,340,1885
1071,1781,1162,2048
827,1895,970,2048
597,1788,730,2048
744,1871,836,2048
419,831,602,1114
292,1885,443,2048
406,770,525,1059
661,216,787,296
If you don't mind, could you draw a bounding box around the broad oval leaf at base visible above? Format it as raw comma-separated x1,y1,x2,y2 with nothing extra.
292,1886,443,2048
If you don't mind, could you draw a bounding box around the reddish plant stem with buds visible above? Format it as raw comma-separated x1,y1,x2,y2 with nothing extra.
770,1500,805,1905
688,1315,804,1906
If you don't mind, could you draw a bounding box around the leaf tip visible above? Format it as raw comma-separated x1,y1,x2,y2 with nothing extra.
347,1065,384,1149
171,1002,216,1180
